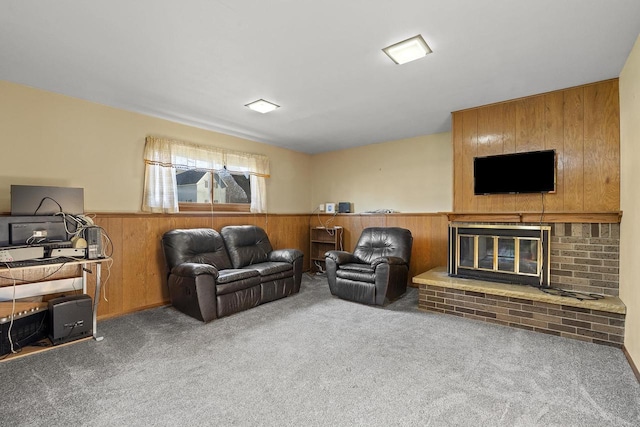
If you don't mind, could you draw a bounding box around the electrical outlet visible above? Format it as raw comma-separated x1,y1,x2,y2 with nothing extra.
319,204,325,212
33,230,47,238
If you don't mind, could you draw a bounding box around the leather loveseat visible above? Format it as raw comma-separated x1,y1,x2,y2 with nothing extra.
162,225,304,322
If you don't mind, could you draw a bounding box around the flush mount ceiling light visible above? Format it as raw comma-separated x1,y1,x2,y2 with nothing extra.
383,34,432,65
245,99,280,114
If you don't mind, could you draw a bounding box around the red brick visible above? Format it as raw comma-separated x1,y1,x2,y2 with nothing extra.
576,328,608,340
509,309,534,318
561,305,591,313
496,314,522,324
532,313,561,323
435,303,456,311
576,313,609,324
475,310,497,319
526,305,549,314
496,301,523,310
465,290,486,297
562,318,591,329
533,301,558,309
592,310,625,319
509,297,534,305
591,323,624,335
455,306,475,315
485,294,510,302
548,309,577,319
609,318,625,327
520,317,548,328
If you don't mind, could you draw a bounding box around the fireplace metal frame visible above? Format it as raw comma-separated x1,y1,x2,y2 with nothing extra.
448,223,552,287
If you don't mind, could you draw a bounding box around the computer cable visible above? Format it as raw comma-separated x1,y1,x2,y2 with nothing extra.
314,260,326,274
536,286,605,301
33,197,63,215
0,261,69,283
101,257,114,303
4,310,48,354
2,264,19,355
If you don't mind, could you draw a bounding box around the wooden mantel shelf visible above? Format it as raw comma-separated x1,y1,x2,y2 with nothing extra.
446,211,622,224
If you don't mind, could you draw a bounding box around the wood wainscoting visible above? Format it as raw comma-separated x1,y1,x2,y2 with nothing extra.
86,212,449,320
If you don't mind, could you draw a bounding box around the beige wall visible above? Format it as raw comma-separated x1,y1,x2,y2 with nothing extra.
620,35,640,367
310,132,453,213
0,81,312,213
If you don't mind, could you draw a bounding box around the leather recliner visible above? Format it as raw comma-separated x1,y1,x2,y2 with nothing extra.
325,227,413,306
162,226,303,322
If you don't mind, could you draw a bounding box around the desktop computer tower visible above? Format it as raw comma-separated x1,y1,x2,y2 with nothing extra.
85,227,102,259
48,295,93,345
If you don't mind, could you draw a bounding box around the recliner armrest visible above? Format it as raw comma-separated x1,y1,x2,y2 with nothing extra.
371,256,407,268
325,250,358,265
268,249,304,264
171,263,220,280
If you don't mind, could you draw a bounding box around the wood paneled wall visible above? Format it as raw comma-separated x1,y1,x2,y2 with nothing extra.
453,79,620,213
80,212,448,320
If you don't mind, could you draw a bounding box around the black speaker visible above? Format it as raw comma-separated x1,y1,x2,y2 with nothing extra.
48,295,92,345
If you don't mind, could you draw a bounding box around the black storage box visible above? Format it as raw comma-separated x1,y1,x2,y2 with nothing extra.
1,302,48,356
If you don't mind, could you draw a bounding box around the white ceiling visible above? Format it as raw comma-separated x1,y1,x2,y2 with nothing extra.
2,1,640,154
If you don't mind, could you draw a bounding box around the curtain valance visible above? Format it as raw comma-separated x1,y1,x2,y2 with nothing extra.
143,136,270,177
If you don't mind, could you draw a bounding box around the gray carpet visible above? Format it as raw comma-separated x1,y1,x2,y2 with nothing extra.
1,274,639,427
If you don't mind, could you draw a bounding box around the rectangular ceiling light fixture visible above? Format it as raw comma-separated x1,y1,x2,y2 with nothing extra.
383,34,432,64
245,99,280,114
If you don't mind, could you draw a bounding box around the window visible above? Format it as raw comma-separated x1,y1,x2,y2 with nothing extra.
142,136,269,213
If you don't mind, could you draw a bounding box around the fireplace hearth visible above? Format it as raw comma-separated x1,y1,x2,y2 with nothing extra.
448,223,551,287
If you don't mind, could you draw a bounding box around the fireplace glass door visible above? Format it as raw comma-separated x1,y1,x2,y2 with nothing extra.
448,223,551,287
457,234,541,276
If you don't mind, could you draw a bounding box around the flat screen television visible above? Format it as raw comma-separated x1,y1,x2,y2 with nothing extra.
473,150,556,195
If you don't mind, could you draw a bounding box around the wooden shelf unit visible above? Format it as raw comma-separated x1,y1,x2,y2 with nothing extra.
310,227,343,274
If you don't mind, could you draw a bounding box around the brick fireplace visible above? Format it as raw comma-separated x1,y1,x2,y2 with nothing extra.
414,221,625,347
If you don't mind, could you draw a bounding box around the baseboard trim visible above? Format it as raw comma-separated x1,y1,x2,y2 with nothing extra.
622,345,640,383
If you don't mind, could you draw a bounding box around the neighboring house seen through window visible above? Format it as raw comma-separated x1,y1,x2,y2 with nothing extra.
176,168,252,211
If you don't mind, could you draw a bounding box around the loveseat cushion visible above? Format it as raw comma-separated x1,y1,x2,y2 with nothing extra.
243,261,292,277
216,269,261,296
221,225,273,268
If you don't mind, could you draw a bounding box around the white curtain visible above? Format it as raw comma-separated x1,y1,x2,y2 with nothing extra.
142,136,270,213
